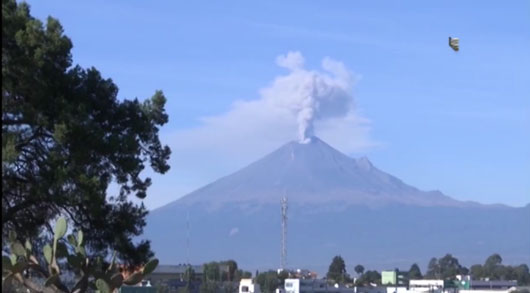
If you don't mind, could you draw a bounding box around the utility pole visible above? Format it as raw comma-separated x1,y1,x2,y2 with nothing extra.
281,196,288,271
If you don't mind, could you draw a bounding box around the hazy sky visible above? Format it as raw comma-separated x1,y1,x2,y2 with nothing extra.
25,0,530,208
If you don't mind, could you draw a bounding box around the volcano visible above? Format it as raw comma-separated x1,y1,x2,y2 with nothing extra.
144,137,530,273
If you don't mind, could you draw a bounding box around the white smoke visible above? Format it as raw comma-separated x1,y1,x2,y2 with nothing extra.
262,51,355,143
143,52,375,209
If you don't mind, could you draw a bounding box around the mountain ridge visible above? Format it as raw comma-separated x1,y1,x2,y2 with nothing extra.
158,136,504,211
145,136,529,272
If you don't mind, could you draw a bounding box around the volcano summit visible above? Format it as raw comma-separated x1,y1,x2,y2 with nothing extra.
144,137,530,273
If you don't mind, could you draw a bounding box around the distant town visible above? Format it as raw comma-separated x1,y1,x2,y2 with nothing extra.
121,253,529,293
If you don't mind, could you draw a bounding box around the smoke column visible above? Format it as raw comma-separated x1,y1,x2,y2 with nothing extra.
264,51,355,143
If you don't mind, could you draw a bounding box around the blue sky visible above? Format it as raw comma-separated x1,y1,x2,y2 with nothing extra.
26,0,530,208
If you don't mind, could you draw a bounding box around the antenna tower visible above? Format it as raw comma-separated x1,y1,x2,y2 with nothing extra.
281,196,288,270
186,211,190,265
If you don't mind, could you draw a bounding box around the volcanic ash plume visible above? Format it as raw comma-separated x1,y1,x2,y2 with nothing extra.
263,51,355,143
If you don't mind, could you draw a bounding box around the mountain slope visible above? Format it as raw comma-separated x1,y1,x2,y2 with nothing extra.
145,137,529,273
165,137,471,209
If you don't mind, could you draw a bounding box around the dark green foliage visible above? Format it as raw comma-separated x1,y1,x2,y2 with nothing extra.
355,270,381,286
425,254,468,281
2,0,170,264
2,217,158,292
470,254,530,285
355,264,365,276
278,270,289,286
235,269,252,279
242,271,252,278
220,260,238,282
199,280,219,293
203,262,221,282
197,260,248,293
408,263,422,279
255,271,280,293
327,255,349,284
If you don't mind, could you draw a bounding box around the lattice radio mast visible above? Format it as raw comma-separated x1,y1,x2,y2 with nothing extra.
281,196,288,270
186,211,190,265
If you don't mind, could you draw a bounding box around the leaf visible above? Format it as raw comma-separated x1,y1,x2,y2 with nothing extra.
24,239,32,252
11,241,26,257
123,272,144,285
75,246,86,257
67,234,77,247
2,256,12,272
44,274,59,287
110,273,124,288
142,258,159,276
54,217,67,240
43,244,52,264
8,231,16,243
77,230,84,246
95,278,111,293
9,255,16,266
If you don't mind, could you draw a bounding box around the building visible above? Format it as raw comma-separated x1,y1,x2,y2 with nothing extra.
469,280,518,290
381,271,408,286
146,264,205,292
408,280,445,293
239,278,262,293
277,268,319,280
284,279,354,293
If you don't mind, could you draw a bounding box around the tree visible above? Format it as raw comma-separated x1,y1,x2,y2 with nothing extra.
355,265,365,276
220,260,238,281
426,254,467,281
255,271,280,293
484,254,503,279
203,262,221,282
2,0,171,264
408,263,423,280
327,255,348,284
470,264,484,280
356,270,381,286
426,258,440,279
471,254,530,285
183,266,196,292
278,270,289,286
234,269,252,281
514,264,530,286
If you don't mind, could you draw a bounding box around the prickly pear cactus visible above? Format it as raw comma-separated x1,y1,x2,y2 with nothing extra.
2,217,158,293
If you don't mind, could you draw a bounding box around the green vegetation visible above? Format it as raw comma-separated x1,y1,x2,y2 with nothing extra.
408,263,422,279
469,254,529,285
2,217,158,292
348,253,529,287
2,0,170,265
256,270,281,293
354,264,365,276
425,254,468,280
198,261,252,293
327,255,352,284
355,270,382,286
421,253,530,285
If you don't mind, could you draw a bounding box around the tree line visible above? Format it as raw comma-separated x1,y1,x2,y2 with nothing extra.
326,253,530,286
